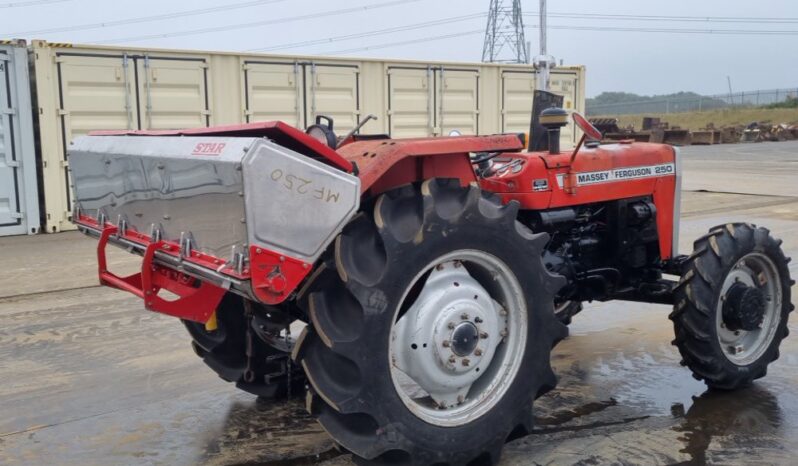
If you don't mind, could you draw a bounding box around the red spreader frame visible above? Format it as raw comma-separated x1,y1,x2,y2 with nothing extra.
80,212,312,323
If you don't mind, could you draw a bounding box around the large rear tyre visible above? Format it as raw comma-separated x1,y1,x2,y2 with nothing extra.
671,223,793,390
184,293,304,399
294,180,567,465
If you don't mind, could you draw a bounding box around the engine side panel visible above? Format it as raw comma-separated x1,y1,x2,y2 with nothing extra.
480,143,678,259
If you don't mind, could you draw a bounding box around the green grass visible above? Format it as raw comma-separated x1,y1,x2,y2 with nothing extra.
594,107,798,131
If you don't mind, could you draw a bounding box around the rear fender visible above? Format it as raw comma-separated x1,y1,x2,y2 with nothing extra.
335,134,525,195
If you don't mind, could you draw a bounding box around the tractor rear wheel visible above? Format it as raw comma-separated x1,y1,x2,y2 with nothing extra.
184,293,304,399
294,180,567,464
671,223,793,390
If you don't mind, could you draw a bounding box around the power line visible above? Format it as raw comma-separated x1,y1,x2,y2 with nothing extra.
318,23,798,56
0,0,68,8
248,10,798,57
4,0,287,36
542,24,798,35
527,12,798,24
247,13,485,52
96,0,422,45
320,30,484,55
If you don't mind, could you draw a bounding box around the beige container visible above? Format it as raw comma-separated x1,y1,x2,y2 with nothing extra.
30,40,585,232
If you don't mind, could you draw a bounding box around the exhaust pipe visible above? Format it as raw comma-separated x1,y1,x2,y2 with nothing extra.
539,107,569,155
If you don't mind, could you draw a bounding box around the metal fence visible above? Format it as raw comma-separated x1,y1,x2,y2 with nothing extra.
588,88,798,116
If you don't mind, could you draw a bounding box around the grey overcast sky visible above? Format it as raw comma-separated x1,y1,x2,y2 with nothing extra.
2,0,796,97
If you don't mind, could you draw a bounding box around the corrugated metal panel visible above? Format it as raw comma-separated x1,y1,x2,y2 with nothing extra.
387,67,433,138
139,56,209,129
30,41,586,233
244,61,302,127
501,69,582,145
550,73,579,145
49,53,137,231
439,68,479,136
501,71,536,133
58,54,137,135
0,42,39,236
307,64,359,133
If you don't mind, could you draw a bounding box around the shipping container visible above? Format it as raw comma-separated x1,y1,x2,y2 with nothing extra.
30,41,585,232
0,40,39,236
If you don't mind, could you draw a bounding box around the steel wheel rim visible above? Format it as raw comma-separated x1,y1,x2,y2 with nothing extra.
389,249,528,427
716,252,782,366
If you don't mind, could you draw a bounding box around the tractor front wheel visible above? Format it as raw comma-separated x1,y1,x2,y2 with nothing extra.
671,223,793,390
554,300,583,325
184,293,305,399
294,180,567,464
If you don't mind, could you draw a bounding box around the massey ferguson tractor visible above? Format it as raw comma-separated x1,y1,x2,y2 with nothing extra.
69,105,792,465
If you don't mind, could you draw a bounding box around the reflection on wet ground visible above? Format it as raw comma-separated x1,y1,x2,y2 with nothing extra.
502,300,798,465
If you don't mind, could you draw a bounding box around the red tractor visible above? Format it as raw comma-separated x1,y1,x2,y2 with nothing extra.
70,108,792,465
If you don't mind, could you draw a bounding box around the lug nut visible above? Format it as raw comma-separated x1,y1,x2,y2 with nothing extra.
480,332,489,339
448,355,457,364
500,329,508,338
448,322,455,329
436,264,445,271
499,309,508,317
474,348,483,356
461,313,469,320
453,261,462,268
457,395,465,404
442,340,451,348
462,358,470,367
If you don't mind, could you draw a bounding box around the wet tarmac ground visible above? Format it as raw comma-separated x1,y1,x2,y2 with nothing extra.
3,141,798,465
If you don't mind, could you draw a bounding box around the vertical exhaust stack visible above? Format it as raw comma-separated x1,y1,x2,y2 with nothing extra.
528,90,564,152
539,107,569,154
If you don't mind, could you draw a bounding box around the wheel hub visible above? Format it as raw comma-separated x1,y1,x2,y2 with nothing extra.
392,260,504,409
723,281,766,331
451,322,479,357
716,254,782,366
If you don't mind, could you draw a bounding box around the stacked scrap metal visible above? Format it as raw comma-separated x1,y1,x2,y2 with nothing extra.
589,116,798,147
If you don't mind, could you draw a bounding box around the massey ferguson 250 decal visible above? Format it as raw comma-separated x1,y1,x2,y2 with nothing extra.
556,163,675,188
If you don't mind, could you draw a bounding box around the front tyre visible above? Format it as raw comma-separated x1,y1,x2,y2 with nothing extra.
184,293,304,399
671,223,794,390
294,180,567,464
554,300,583,325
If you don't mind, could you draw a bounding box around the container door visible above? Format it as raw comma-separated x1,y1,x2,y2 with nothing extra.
244,62,303,127
55,54,138,230
306,64,359,133
58,55,138,137
0,53,20,229
438,68,479,135
550,73,579,145
387,67,433,137
138,57,209,130
501,71,536,134
0,46,40,236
